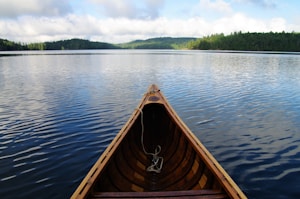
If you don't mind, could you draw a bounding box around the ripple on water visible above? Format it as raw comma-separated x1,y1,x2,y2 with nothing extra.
0,96,126,198
1,51,300,199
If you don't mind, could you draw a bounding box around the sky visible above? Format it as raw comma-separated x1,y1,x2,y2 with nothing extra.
0,0,299,43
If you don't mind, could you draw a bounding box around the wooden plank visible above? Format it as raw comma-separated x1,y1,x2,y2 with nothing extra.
91,190,228,198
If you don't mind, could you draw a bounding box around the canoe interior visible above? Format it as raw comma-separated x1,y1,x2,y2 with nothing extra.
91,103,226,194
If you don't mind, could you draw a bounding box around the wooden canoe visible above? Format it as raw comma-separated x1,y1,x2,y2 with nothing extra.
71,84,247,199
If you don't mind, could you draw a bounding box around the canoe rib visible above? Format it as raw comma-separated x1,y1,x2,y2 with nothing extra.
71,84,247,199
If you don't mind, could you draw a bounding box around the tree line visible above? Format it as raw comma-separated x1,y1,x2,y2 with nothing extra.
188,32,300,51
1,32,300,51
0,38,25,51
0,38,118,51
0,37,196,51
119,37,196,49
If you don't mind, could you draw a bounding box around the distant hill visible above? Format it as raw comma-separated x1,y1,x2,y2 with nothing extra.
0,38,118,51
0,37,196,51
27,38,118,50
44,38,118,50
1,32,300,51
118,37,197,49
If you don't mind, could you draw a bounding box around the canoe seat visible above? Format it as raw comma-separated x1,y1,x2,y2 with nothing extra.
90,190,229,198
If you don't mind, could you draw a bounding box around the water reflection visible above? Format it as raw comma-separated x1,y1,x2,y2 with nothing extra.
0,50,300,198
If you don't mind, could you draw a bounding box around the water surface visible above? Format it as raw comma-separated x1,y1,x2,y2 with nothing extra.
0,50,300,198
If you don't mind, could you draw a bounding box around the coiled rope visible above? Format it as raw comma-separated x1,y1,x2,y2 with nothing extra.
136,108,163,173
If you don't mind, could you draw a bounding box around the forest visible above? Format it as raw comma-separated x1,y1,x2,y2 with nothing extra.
0,38,117,51
0,37,195,51
119,37,196,49
1,32,300,51
188,32,300,51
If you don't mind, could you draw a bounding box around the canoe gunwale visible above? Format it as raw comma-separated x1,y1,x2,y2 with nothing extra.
150,86,245,198
71,90,151,198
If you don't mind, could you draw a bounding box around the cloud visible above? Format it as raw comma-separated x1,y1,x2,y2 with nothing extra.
89,0,137,18
0,0,297,43
212,13,268,33
88,0,165,19
193,0,233,21
0,0,72,18
1,13,297,44
199,0,233,14
234,0,277,9
143,0,165,19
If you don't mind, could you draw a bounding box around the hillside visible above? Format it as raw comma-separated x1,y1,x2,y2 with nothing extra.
44,39,118,50
28,38,118,50
0,38,118,51
0,37,195,51
118,37,197,49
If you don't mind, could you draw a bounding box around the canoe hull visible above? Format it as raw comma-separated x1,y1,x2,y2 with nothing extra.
71,85,246,199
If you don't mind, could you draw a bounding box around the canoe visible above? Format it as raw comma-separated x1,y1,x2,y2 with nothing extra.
71,84,247,199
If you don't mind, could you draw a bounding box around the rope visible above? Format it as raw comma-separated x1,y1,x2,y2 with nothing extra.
136,108,163,173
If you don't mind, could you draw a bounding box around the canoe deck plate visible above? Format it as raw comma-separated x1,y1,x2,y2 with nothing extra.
148,96,160,101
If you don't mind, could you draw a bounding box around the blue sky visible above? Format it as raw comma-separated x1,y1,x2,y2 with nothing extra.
0,0,299,43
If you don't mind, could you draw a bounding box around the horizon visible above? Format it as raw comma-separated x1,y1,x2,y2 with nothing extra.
2,31,298,45
0,0,300,43
2,35,198,44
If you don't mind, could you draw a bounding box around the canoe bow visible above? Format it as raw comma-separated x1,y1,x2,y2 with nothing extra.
71,84,247,199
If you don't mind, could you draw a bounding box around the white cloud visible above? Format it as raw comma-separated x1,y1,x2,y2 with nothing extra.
89,0,137,18
212,13,266,33
0,0,297,43
199,0,232,14
88,0,165,19
269,18,286,32
0,0,72,18
1,13,298,44
211,13,294,34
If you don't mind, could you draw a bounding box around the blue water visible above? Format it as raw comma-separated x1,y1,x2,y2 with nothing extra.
0,50,300,198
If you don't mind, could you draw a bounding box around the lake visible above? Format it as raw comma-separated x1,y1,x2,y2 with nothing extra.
0,50,300,198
